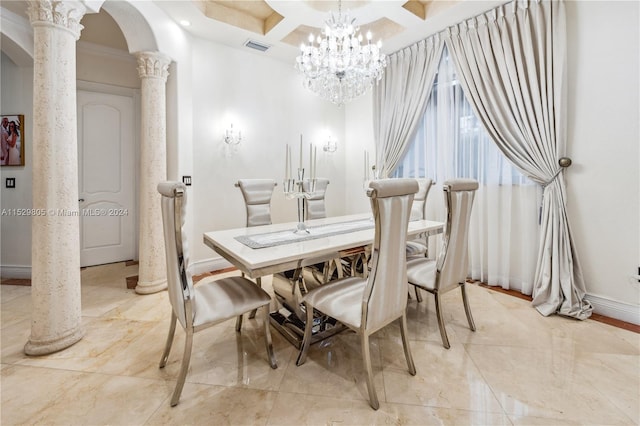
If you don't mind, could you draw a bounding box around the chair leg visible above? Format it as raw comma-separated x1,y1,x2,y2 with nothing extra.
263,304,278,369
235,314,243,332
296,302,315,366
248,277,262,319
414,286,423,303
361,333,379,410
461,283,476,332
159,312,177,368
400,314,416,375
434,292,451,349
170,328,194,406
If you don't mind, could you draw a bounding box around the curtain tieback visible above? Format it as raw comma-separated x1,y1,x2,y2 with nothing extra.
538,157,572,223
541,157,572,189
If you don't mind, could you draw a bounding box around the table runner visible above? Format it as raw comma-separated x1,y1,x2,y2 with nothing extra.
234,218,374,249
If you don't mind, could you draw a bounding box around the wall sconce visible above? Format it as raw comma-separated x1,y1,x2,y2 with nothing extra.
323,136,337,153
224,123,242,145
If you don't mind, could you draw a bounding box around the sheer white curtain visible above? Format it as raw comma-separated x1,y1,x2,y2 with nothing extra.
444,0,592,319
394,47,540,293
373,36,444,178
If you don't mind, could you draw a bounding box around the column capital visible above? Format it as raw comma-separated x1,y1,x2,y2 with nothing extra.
136,51,171,82
27,0,86,40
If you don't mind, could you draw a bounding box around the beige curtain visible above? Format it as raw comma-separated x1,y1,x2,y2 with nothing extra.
373,36,444,178
444,0,592,319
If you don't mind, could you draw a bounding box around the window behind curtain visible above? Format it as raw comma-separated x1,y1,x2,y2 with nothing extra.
394,47,530,186
394,46,540,293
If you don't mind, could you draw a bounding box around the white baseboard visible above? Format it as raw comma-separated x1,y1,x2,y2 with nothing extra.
1,259,234,281
0,265,32,279
189,257,233,276
585,294,640,325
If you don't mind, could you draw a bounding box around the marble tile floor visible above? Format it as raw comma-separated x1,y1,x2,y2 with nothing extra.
1,262,638,425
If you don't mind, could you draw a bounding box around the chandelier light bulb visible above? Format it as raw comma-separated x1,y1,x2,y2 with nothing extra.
294,0,387,106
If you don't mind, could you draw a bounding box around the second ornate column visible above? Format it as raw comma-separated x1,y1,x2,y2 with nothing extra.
135,51,170,294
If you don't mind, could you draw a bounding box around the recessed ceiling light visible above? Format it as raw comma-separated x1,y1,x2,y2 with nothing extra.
179,20,191,27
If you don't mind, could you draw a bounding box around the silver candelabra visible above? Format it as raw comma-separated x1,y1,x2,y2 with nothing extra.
284,137,317,233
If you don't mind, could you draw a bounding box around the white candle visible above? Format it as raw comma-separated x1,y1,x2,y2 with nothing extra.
309,144,313,180
285,144,290,181
288,145,292,180
313,146,317,180
299,135,303,170
364,151,369,180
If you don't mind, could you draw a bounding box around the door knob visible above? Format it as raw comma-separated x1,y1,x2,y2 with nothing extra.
78,198,85,202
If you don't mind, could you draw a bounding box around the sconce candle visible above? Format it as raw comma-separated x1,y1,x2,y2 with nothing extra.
323,136,337,153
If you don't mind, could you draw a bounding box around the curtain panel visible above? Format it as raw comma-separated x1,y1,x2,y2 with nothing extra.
373,36,444,178
443,0,592,319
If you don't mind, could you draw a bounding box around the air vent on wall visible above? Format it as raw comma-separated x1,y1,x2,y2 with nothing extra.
244,39,271,52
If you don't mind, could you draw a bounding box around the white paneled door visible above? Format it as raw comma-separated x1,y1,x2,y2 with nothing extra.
77,90,136,267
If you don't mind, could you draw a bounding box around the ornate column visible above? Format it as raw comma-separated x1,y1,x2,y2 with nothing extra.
25,0,86,355
135,51,170,294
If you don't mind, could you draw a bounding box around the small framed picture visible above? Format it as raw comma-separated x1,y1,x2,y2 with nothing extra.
1,114,25,166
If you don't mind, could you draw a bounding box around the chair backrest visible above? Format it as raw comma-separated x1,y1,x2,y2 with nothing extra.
302,178,330,220
436,179,478,292
363,178,418,332
158,181,194,330
236,179,277,227
410,178,433,221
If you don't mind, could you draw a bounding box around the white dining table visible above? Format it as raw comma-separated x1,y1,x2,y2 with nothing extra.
203,213,444,279
203,213,444,347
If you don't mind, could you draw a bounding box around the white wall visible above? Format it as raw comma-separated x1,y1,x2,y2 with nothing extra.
0,53,33,277
565,0,640,319
344,91,376,215
187,39,346,268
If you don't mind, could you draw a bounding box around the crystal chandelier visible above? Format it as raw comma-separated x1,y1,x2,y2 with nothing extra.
295,0,387,106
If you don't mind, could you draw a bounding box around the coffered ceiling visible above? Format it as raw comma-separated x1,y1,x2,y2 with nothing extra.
1,0,508,64
154,0,506,62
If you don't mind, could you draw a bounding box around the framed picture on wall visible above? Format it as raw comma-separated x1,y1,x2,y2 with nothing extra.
1,114,25,166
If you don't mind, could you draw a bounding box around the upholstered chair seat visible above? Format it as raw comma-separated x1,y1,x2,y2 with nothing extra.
303,178,330,220
405,178,433,259
236,179,277,227
406,178,478,349
235,179,278,318
157,181,276,407
296,178,419,410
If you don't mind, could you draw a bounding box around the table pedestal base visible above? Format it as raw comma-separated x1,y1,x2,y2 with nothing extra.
269,310,346,349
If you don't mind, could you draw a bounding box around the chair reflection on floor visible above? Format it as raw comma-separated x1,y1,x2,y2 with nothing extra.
235,179,277,318
157,181,276,406
296,178,419,410
406,178,478,349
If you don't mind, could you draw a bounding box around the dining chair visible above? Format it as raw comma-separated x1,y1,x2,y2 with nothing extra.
296,178,419,410
406,178,478,349
235,179,277,227
302,178,330,220
406,178,434,258
235,178,277,317
300,177,342,283
157,181,277,406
